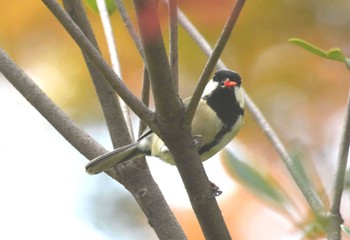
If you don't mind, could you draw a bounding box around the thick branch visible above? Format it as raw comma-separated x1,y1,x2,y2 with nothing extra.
62,0,132,147
133,0,181,121
61,1,186,239
133,1,231,239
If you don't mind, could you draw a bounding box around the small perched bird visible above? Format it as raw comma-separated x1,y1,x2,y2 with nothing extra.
86,69,244,174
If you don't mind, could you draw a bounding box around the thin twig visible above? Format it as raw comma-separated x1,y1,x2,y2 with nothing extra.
327,89,350,239
96,0,134,139
178,2,325,214
177,8,226,70
42,0,158,134
138,66,151,136
244,92,325,214
168,0,179,91
185,0,245,127
114,0,146,61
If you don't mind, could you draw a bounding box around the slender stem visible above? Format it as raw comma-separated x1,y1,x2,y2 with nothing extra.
177,8,226,70
178,2,326,215
41,0,158,133
114,0,146,61
327,89,350,239
330,89,350,212
185,0,245,127
244,92,325,214
138,67,151,136
96,0,134,139
168,0,179,91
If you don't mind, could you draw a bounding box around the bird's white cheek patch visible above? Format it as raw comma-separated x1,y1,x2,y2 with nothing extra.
203,80,219,96
235,87,244,109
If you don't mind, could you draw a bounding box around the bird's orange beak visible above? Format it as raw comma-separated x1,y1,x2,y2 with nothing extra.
224,79,237,87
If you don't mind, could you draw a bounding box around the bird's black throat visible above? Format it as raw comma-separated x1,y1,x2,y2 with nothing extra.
203,87,244,128
199,87,244,155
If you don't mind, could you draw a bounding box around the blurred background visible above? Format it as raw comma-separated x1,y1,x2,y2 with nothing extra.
0,0,350,239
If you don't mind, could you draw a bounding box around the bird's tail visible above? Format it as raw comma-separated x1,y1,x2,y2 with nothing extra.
86,142,144,174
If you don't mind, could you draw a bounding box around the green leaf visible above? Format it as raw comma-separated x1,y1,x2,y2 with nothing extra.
289,148,314,191
326,48,346,61
85,0,116,15
341,224,350,236
222,149,288,207
289,38,350,70
289,38,327,58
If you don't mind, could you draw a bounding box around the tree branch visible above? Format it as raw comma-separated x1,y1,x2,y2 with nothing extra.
114,0,146,61
185,0,245,127
0,48,106,159
41,0,158,133
138,67,151,136
168,0,179,91
61,1,186,239
96,0,134,139
327,89,350,239
133,1,231,239
177,2,326,215
133,0,181,121
62,0,132,148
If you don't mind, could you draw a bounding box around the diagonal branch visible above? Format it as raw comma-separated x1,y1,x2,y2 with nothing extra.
133,0,181,121
114,0,146,61
0,48,106,159
327,89,350,239
41,0,158,134
330,89,350,213
62,0,132,148
96,0,134,139
185,0,246,127
63,1,186,239
178,3,326,215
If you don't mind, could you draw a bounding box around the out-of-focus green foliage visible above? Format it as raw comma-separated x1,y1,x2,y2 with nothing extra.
289,147,327,207
222,149,290,209
341,224,350,236
289,38,350,70
85,0,116,15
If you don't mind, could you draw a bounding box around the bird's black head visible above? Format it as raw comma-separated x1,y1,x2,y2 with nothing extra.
213,70,241,88
202,69,244,129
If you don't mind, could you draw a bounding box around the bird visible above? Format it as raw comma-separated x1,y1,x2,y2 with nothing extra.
86,69,244,174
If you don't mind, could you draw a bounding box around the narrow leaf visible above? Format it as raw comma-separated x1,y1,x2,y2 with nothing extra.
326,48,346,62
341,224,350,236
289,38,350,70
289,38,327,58
223,149,288,207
